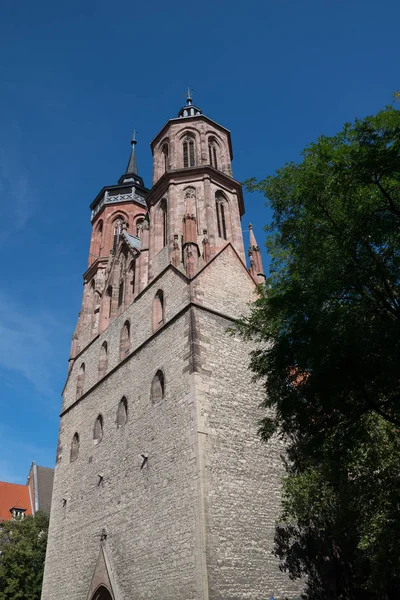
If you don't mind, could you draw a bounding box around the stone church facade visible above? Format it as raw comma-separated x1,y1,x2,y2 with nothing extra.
41,95,300,600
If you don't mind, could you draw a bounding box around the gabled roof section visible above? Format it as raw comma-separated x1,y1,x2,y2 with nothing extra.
0,481,33,521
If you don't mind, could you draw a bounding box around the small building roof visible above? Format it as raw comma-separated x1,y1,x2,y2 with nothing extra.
0,481,33,521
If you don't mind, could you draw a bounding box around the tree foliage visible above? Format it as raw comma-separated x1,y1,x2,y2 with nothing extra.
238,107,400,599
0,511,49,600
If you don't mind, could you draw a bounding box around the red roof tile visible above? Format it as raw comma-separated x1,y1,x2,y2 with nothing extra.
0,481,33,521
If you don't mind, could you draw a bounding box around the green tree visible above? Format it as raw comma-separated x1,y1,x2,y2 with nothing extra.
0,511,49,600
238,106,400,599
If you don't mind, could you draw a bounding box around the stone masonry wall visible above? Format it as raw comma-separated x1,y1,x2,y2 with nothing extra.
193,307,301,600
42,310,206,600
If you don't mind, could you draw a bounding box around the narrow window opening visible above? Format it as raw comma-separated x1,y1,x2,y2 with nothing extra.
70,433,80,462
151,370,165,403
130,261,136,296
162,144,169,173
93,414,104,444
76,363,85,399
118,281,124,308
152,290,165,331
98,342,108,380
119,320,131,360
189,140,195,166
216,201,222,238
220,203,227,240
183,141,188,168
213,146,218,169
161,200,167,248
113,219,123,252
116,397,128,427
107,286,113,318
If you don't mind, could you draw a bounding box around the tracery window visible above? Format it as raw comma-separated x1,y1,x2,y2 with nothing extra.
183,135,195,168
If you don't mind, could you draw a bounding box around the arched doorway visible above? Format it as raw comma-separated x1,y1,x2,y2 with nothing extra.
91,585,113,600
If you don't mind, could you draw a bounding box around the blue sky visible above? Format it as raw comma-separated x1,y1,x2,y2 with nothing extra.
0,0,399,483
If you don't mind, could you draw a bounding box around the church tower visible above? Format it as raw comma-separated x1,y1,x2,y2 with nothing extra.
41,95,300,600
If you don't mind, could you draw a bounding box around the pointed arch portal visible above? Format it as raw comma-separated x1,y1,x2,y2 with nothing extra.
91,586,113,600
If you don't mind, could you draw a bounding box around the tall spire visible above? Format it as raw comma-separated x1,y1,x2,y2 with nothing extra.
118,131,144,186
125,130,138,175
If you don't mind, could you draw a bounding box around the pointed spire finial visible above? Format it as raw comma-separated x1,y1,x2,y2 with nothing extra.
249,223,258,249
186,87,193,106
125,131,138,175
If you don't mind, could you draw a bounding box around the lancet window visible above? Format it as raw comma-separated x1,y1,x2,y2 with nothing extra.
208,138,219,169
183,135,195,168
151,370,165,403
119,320,131,360
98,341,108,380
215,192,228,240
152,290,165,332
70,433,80,462
162,143,169,173
76,363,85,399
160,199,167,248
93,414,104,444
116,397,128,427
113,218,123,252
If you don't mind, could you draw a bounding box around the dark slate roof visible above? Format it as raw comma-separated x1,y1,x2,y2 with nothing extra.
36,466,54,514
122,231,141,252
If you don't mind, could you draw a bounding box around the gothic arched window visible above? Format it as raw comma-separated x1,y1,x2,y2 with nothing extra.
162,143,169,173
208,138,219,169
119,320,131,360
70,433,80,462
93,414,104,444
151,370,165,403
215,192,228,240
98,341,108,380
128,260,136,300
116,397,128,427
113,218,123,252
160,199,167,248
152,290,165,332
183,135,195,168
93,220,103,258
135,216,145,237
76,363,85,399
